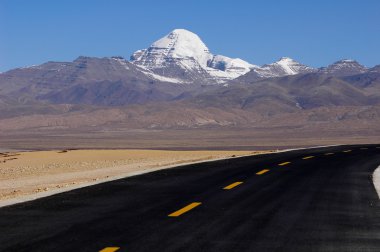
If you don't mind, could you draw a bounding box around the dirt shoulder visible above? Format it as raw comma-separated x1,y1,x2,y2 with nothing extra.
0,149,270,207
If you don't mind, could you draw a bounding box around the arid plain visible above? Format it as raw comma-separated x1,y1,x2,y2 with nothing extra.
0,149,261,205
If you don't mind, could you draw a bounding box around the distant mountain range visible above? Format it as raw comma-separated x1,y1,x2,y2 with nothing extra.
0,29,380,137
130,29,377,83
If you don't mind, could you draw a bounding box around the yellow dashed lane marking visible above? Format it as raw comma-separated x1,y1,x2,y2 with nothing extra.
223,181,243,190
343,150,352,153
278,162,291,166
302,156,314,160
256,169,270,175
325,153,334,155
168,202,202,217
99,247,120,252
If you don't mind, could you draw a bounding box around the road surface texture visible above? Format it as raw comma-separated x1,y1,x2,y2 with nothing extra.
1,145,380,252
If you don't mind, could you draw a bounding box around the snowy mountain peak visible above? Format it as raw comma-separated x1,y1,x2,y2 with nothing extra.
257,57,315,77
150,29,211,66
130,29,318,84
154,28,206,49
131,29,211,68
272,57,303,75
131,29,254,83
278,57,294,62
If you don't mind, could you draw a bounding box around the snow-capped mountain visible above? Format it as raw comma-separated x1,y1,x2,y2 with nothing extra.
131,29,256,83
2,28,373,90
131,29,211,69
255,57,316,78
236,57,316,83
131,29,319,83
319,59,367,76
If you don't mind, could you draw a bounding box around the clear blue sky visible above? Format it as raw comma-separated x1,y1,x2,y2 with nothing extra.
1,0,379,72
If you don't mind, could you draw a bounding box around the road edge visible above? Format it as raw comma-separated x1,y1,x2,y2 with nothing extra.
373,165,380,199
0,152,264,208
0,144,346,208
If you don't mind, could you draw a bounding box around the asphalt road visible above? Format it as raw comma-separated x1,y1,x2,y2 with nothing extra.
1,145,380,252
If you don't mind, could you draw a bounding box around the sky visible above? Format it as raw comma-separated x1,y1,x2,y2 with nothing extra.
1,0,380,72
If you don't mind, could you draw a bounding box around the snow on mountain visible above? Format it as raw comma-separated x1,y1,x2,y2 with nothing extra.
131,29,211,69
134,65,187,84
257,57,316,77
319,59,368,76
131,29,371,84
237,57,316,81
207,55,257,79
131,29,255,83
109,56,186,84
130,29,320,84
271,57,315,75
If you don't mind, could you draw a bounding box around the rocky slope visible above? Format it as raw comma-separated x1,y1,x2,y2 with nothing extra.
318,59,368,76
0,56,205,107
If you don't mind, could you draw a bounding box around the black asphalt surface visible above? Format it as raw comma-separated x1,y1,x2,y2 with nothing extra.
1,145,380,252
